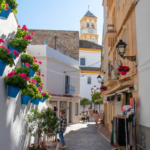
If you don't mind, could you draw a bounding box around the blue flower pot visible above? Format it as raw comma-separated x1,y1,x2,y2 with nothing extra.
40,97,46,103
0,59,6,76
8,45,21,59
21,95,30,105
34,98,40,105
29,97,35,104
35,82,39,87
8,85,20,98
23,65,35,77
0,6,12,20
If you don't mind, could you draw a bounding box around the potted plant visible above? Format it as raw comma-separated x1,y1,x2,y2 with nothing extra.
14,66,30,77
4,70,29,98
33,75,42,87
38,82,44,89
40,91,51,103
0,45,15,76
100,86,107,91
0,0,18,20
21,54,34,64
28,141,47,150
33,92,43,105
16,25,29,38
117,66,130,75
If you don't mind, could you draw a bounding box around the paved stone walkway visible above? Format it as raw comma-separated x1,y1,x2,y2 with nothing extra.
58,122,112,150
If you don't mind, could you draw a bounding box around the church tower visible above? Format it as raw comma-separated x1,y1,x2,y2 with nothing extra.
79,10,99,44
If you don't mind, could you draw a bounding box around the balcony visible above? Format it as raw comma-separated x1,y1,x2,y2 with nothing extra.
107,24,116,33
65,84,75,95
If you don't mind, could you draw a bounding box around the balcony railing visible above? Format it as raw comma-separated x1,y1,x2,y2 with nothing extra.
107,24,116,33
65,84,75,95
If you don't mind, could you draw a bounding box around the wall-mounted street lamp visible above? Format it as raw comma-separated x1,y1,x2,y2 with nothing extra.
97,75,102,83
116,40,136,62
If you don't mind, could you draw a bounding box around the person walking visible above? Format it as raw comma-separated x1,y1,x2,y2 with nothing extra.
57,110,67,148
94,110,99,127
86,110,90,122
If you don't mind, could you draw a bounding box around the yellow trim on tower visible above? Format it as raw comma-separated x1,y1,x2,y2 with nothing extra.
79,48,101,52
81,70,102,74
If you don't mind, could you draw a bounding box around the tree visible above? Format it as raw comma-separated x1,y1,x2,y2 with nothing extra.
27,108,58,145
80,98,90,112
92,92,103,112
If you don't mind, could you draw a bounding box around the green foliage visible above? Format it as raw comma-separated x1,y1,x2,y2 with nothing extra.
33,75,42,84
27,108,58,145
38,83,43,89
4,74,28,89
92,92,103,105
6,0,18,14
14,66,30,77
28,141,47,150
30,63,40,72
41,108,58,135
42,92,51,99
0,46,15,67
80,98,90,111
9,38,29,53
21,54,34,64
0,0,6,13
16,28,28,38
36,92,43,100
21,87,35,99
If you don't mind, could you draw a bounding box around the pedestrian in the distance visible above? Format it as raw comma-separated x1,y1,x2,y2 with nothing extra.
94,110,99,127
86,110,90,122
57,110,67,148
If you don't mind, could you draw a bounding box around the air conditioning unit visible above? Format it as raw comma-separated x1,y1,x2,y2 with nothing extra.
111,69,118,80
114,60,122,70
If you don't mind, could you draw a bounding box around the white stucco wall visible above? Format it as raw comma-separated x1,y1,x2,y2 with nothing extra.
79,51,101,67
135,0,150,127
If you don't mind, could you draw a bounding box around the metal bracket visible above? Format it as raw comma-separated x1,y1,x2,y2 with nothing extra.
121,55,136,62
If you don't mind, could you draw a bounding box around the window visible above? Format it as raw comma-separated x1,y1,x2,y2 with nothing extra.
87,23,89,28
57,49,60,52
92,23,94,29
67,54,70,57
76,58,79,61
44,41,48,45
87,77,91,84
75,103,78,116
80,58,85,66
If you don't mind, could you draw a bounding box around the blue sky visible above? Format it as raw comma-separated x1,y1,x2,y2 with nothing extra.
16,0,103,44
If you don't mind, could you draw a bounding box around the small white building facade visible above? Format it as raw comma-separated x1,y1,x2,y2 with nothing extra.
79,40,102,112
28,45,81,124
135,0,150,149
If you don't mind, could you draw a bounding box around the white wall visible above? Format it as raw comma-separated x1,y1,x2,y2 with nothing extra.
79,51,101,67
135,0,150,127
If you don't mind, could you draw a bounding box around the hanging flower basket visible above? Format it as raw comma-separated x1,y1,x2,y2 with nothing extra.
23,65,35,77
100,86,107,91
21,95,30,105
40,97,46,103
34,98,40,105
8,45,21,59
8,85,20,98
117,66,130,76
0,6,12,20
0,59,6,76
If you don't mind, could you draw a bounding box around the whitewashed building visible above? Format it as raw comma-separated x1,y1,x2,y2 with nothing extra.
27,45,81,124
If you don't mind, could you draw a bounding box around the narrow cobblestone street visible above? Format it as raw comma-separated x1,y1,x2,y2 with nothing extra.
58,122,112,150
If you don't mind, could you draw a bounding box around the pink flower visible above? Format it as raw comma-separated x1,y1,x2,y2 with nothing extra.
18,25,21,28
22,62,24,65
21,73,27,79
13,50,19,57
31,32,35,35
49,91,51,94
39,61,42,64
24,35,31,40
30,88,32,90
26,77,30,80
0,39,4,44
31,79,37,84
33,56,36,59
4,4,9,10
42,92,45,96
25,63,30,67
18,73,21,76
11,71,16,75
41,83,44,86
38,86,41,91
36,72,39,75
8,72,14,77
46,90,48,92
34,59,37,63
41,74,45,77
22,25,28,31
0,45,6,48
7,49,10,53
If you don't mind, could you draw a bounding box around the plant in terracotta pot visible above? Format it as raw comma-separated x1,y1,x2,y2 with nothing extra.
117,66,130,76
0,45,15,76
40,91,51,103
4,70,29,98
100,86,107,91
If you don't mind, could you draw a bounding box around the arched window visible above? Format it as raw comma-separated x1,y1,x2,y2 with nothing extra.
87,23,89,28
80,58,85,66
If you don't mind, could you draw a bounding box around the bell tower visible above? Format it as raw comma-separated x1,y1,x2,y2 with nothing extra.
79,10,99,44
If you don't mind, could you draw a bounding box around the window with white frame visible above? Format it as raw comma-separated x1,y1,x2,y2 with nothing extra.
75,103,78,116
87,77,91,84
80,58,85,66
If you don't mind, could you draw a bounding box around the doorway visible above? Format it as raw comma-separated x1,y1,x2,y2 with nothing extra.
60,101,67,117
69,102,72,123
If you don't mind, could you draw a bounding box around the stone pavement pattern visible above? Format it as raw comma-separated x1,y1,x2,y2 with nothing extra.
58,122,112,150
